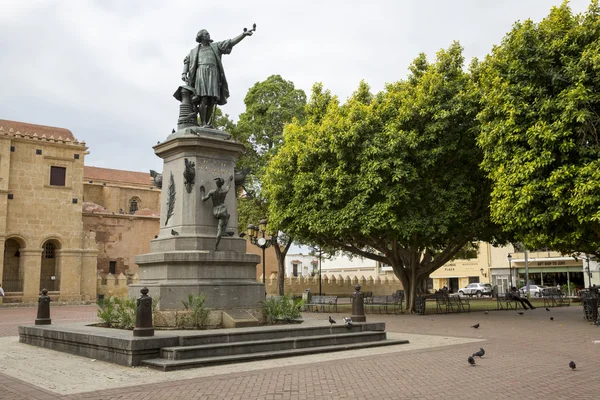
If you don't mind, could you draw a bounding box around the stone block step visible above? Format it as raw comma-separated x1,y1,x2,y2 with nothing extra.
142,339,409,371
162,331,386,360
179,322,385,346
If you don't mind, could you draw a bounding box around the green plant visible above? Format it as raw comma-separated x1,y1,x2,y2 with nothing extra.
561,282,577,295
96,296,136,330
181,294,210,328
262,294,304,324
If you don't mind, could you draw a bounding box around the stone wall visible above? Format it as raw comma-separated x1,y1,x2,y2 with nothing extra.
265,273,404,297
97,272,138,299
83,183,160,215
83,213,159,277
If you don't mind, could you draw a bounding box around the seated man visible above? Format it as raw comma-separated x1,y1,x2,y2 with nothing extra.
510,286,536,310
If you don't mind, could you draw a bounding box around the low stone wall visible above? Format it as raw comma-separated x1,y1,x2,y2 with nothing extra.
265,274,404,297
96,272,139,299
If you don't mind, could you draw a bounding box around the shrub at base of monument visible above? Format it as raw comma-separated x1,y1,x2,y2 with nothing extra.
96,296,161,330
262,295,305,324
173,294,211,329
96,294,268,329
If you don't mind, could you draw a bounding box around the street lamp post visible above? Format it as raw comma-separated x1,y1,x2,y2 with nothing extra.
318,247,322,296
583,255,592,288
507,253,513,289
247,219,276,288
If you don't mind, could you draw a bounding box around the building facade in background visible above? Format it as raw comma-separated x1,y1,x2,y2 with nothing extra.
0,120,97,302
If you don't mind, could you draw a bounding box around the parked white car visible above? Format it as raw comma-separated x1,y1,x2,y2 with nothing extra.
458,283,493,297
519,285,547,297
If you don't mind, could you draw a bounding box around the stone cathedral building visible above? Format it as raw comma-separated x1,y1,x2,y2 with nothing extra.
0,119,98,302
0,119,164,303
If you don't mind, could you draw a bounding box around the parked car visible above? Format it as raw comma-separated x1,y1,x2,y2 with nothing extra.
458,283,493,297
519,285,547,297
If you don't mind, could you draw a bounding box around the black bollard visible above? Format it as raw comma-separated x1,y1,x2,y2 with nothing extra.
351,284,366,322
133,287,154,337
35,288,52,325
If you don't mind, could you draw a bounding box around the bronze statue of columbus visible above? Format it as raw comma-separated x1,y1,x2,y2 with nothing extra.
179,27,254,128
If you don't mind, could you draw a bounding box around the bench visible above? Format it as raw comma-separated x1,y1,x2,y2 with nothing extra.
305,295,338,313
543,288,569,307
495,291,519,310
364,295,403,314
434,292,470,314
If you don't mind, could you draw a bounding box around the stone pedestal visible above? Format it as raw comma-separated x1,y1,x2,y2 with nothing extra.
130,128,264,312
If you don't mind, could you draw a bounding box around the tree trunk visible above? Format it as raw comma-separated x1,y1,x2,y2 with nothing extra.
272,236,294,296
277,256,285,295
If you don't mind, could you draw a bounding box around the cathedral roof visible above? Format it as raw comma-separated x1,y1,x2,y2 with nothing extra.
0,119,76,141
84,166,154,187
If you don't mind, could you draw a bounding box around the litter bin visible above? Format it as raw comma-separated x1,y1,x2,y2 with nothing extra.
580,290,599,321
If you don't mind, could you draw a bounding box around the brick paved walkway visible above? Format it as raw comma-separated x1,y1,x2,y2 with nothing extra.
1,305,600,399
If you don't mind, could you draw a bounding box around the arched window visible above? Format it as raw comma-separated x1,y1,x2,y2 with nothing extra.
44,242,56,259
129,197,141,214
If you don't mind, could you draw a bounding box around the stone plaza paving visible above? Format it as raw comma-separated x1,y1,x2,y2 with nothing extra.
1,304,600,399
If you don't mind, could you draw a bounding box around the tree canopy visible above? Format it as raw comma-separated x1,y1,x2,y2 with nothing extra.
234,75,307,294
477,0,600,256
264,43,500,311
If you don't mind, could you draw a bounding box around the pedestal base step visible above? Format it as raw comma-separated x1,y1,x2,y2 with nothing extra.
141,338,409,371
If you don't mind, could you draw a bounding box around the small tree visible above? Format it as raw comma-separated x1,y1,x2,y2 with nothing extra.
235,75,307,295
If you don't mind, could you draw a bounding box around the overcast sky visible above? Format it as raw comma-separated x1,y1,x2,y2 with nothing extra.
0,0,592,173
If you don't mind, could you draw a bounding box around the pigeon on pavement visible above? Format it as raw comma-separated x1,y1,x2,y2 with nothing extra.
517,312,524,315
328,316,336,325
546,308,551,311
468,356,476,366
569,361,576,370
550,317,554,321
471,323,480,329
484,311,489,315
473,348,485,358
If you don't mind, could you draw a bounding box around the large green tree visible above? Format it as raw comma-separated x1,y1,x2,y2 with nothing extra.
235,75,307,294
477,1,600,257
264,43,500,312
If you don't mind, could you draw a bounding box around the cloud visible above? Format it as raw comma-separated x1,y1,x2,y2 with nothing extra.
0,0,592,172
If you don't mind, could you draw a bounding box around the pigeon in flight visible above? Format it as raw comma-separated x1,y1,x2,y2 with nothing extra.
546,308,551,311
171,229,179,236
328,316,336,325
569,361,576,370
473,348,485,358
468,356,476,366
471,323,480,329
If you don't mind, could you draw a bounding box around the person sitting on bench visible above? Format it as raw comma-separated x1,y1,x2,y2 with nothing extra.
510,286,536,310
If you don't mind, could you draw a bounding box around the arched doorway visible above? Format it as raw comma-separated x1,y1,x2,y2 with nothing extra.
2,238,24,292
40,240,61,292
129,196,141,214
